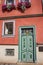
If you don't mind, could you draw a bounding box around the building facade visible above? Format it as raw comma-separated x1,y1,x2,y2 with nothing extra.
0,0,43,63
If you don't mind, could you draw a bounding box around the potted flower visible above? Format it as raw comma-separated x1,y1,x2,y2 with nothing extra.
7,5,12,11
20,4,26,12
2,4,16,12
25,2,31,8
2,4,7,12
17,2,26,12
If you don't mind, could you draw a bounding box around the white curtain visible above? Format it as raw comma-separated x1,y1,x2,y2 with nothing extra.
19,0,25,2
4,0,6,5
29,0,31,2
19,0,21,2
14,0,16,5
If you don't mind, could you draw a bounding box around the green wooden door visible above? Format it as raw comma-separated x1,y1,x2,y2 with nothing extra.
19,26,36,62
21,35,33,62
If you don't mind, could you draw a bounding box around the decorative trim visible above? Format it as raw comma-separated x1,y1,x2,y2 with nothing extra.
37,43,43,45
0,14,43,20
0,44,18,45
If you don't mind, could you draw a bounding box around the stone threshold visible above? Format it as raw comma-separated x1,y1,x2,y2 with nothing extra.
0,63,43,65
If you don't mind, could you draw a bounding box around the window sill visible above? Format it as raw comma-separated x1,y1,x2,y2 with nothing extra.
2,34,15,38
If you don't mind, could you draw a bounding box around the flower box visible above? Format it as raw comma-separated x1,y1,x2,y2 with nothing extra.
17,2,31,12
17,2,31,9
2,4,16,12
17,2,25,9
2,4,7,12
17,2,26,12
25,2,31,8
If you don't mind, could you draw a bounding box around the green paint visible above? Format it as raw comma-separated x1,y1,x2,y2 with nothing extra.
30,54,32,59
18,26,36,62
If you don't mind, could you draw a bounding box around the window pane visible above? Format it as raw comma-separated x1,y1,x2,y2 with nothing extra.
6,49,14,56
21,0,29,2
25,0,29,2
21,0,25,2
39,46,43,52
4,22,13,35
6,0,14,5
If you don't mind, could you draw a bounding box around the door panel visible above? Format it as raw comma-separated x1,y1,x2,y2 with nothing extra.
22,36,27,50
22,52,27,62
21,36,27,62
27,35,33,62
27,36,33,51
27,52,33,62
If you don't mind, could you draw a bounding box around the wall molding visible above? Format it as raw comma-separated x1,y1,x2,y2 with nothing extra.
0,44,18,45
0,14,43,20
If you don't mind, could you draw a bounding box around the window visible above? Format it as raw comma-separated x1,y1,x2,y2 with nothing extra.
4,22,13,35
2,20,15,37
6,49,14,56
4,0,16,5
19,0,31,3
39,46,43,52
6,0,14,5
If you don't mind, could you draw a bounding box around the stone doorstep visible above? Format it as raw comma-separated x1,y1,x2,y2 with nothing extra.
17,62,43,65
0,63,17,65
0,63,43,65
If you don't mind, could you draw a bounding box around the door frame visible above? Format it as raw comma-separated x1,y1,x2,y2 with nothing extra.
18,26,36,62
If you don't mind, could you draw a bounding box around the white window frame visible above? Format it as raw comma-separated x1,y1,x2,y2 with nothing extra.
4,0,16,5
2,20,15,37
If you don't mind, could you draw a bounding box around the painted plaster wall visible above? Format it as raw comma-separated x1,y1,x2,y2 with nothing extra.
0,17,43,44
0,0,42,45
0,45,18,63
0,45,43,63
0,0,42,17
36,46,43,63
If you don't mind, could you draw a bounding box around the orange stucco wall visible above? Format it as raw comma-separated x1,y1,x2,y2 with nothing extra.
0,0,43,45
0,17,43,45
0,0,42,17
